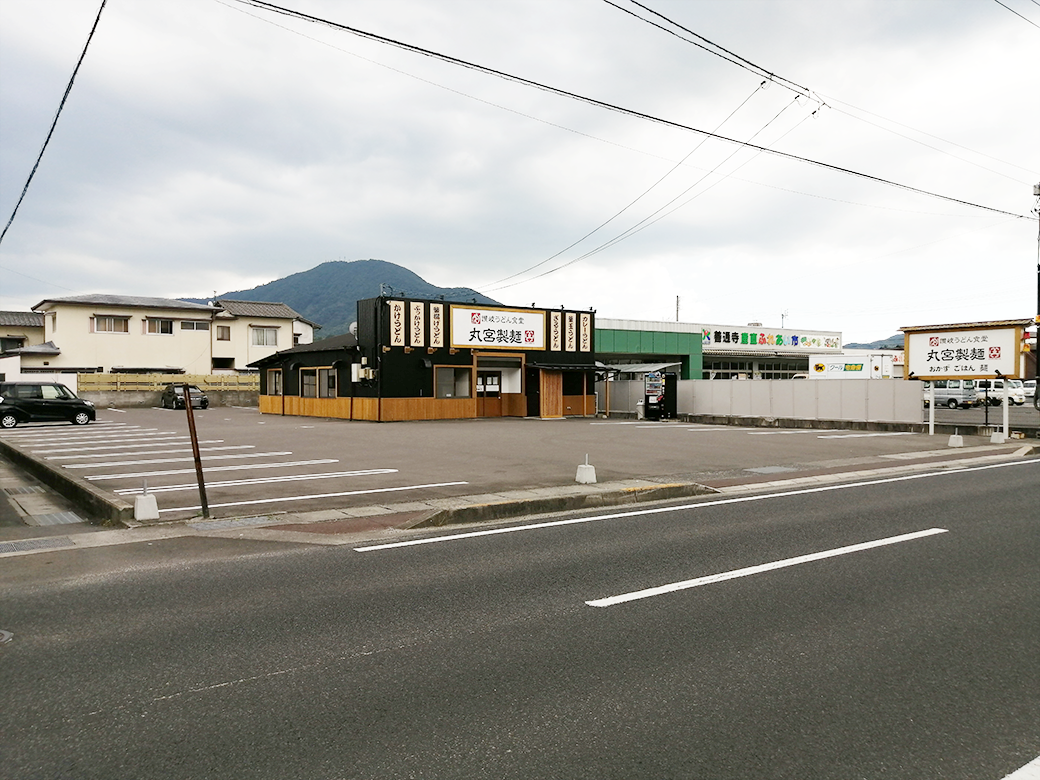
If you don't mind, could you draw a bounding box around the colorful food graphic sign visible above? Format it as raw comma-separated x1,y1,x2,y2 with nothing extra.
701,327,840,351
451,306,546,350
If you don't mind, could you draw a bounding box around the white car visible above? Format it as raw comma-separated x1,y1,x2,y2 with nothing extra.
1024,379,1036,399
976,379,1026,406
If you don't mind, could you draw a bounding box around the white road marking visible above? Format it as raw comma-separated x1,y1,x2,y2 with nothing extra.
85,459,339,481
48,445,255,460
746,430,840,435
353,458,1037,552
585,528,948,607
114,468,399,494
64,451,292,469
18,431,176,444
159,481,470,513
1002,755,1040,779
817,432,917,439
31,438,217,453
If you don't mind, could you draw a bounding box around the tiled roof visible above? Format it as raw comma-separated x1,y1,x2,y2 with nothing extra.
0,311,44,328
33,294,215,312
215,299,318,327
3,340,61,355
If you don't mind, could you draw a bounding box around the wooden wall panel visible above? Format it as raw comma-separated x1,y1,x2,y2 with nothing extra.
379,397,476,421
502,393,526,417
258,395,281,414
539,370,563,418
281,396,353,419
352,397,379,421
562,395,595,416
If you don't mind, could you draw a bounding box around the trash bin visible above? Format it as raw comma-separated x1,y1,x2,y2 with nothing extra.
636,401,644,420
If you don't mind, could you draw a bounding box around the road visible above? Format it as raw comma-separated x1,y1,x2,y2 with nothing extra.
1,459,1037,779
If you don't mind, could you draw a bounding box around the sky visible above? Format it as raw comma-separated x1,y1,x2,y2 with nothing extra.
1,0,1038,344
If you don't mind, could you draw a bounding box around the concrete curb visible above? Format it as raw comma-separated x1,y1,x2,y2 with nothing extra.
411,482,719,528
0,439,133,526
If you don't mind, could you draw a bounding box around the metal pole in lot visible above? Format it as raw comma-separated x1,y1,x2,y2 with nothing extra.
182,383,209,517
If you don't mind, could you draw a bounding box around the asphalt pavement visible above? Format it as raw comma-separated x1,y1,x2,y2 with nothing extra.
1,406,1037,555
1,456,1036,778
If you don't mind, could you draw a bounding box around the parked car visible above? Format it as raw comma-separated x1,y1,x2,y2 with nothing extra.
1024,379,1036,399
975,379,1025,406
0,381,96,428
922,379,977,409
160,384,209,410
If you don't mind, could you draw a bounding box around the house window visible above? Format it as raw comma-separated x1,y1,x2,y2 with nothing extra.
267,369,282,395
300,369,317,398
251,327,278,347
318,368,336,398
94,316,129,333
147,318,174,335
216,325,231,341
435,366,472,398
181,321,210,331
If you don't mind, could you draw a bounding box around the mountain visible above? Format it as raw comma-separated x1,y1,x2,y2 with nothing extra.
186,259,499,339
844,334,904,350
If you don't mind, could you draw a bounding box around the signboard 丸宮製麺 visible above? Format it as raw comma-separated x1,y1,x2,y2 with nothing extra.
905,327,1020,378
450,306,546,350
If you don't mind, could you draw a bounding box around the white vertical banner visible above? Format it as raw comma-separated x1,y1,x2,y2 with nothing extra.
550,312,563,351
430,304,444,348
565,313,577,352
409,302,425,347
388,300,406,347
580,313,592,352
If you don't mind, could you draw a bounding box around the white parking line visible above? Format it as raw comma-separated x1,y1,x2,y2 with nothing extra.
64,452,293,469
114,468,399,494
1002,756,1040,779
85,459,340,481
48,445,255,460
817,432,917,439
585,528,948,607
746,430,840,435
31,438,218,453
159,481,470,513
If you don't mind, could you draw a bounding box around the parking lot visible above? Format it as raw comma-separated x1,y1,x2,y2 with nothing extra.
2,405,1030,524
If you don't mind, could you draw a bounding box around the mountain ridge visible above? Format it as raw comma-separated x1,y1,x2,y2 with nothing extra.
184,259,499,339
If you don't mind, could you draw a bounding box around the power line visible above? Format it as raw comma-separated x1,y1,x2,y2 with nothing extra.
0,0,108,248
230,0,1033,221
992,0,1040,28
613,0,1035,184
480,81,768,291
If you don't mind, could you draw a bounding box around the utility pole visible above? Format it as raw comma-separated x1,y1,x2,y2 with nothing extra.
1033,183,1039,410
676,295,680,322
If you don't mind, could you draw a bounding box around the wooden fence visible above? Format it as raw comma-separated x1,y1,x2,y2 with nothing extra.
78,373,259,392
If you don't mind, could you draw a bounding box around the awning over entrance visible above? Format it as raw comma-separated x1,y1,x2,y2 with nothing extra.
598,361,681,374
527,362,599,372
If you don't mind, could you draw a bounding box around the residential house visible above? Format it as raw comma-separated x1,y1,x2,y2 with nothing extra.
1,294,316,375
0,311,45,354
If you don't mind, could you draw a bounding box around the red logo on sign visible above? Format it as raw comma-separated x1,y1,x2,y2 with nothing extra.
929,337,939,346
989,346,1001,359
525,330,535,343
471,313,481,324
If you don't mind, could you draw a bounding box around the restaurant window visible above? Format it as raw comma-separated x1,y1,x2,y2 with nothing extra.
267,369,282,395
300,369,317,398
435,366,471,398
318,368,337,398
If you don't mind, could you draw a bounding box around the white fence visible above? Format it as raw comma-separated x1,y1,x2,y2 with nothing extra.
597,379,923,423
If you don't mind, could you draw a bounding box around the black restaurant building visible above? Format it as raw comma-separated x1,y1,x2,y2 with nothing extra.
250,296,597,421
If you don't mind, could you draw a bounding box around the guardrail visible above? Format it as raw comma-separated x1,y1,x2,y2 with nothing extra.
77,373,259,392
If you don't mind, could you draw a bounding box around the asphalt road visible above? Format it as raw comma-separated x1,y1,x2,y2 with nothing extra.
1,458,1037,779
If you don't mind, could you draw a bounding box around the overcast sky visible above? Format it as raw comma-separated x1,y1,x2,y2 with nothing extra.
1,0,1037,342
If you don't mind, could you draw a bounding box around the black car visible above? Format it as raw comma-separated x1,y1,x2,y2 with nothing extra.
0,381,96,428
160,384,209,410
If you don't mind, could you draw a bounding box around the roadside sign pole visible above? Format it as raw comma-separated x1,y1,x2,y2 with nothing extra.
182,383,209,518
928,385,934,435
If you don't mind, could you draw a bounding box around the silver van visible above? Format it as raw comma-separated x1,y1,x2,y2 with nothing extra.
922,379,977,409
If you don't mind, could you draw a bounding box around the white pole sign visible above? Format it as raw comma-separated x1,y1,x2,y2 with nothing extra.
906,328,1019,378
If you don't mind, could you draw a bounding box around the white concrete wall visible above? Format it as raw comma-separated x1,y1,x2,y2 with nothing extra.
0,357,80,392
598,378,922,423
